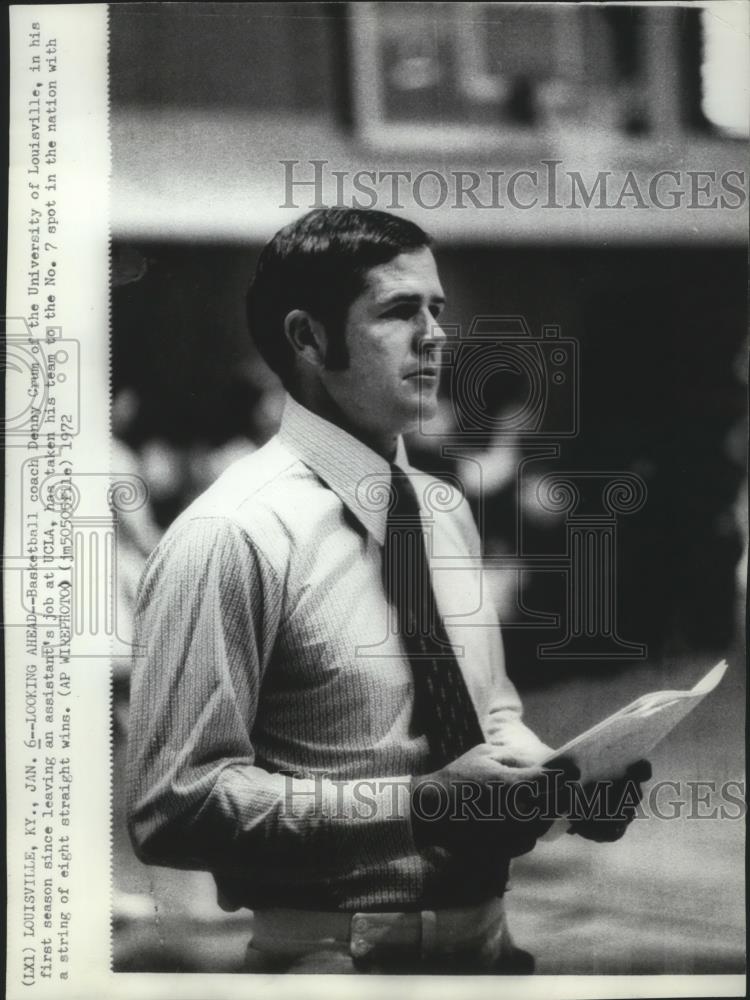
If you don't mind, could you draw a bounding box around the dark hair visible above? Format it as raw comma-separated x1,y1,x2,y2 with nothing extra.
247,207,432,387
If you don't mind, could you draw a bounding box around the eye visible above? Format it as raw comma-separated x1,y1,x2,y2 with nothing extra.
383,304,418,321
429,304,444,320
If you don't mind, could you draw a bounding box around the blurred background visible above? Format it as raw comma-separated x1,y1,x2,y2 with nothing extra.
109,2,747,976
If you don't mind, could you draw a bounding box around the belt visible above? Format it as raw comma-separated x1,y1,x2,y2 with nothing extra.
251,896,508,964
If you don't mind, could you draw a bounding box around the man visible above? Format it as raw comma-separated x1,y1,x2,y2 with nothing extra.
127,207,649,974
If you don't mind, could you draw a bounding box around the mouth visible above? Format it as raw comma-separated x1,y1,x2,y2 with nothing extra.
404,367,438,381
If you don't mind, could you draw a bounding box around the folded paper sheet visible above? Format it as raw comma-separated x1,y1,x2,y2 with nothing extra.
535,661,729,842
540,660,728,783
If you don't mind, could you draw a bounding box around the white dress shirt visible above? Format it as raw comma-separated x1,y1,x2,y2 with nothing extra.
127,393,550,911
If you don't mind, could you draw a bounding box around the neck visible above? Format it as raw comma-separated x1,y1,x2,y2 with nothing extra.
292,383,398,461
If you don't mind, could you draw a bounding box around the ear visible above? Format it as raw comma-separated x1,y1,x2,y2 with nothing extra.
283,309,328,371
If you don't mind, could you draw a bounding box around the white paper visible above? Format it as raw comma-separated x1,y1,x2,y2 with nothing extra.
4,3,746,998
542,661,729,782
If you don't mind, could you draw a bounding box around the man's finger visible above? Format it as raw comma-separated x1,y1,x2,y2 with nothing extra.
543,756,581,783
609,777,645,807
541,758,581,816
485,753,546,784
504,767,575,821
569,818,628,843
625,759,652,783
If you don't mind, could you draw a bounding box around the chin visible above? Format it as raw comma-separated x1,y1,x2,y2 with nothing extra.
415,392,439,423
395,396,436,436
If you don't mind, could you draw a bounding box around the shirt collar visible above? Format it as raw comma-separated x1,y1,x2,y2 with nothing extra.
278,393,410,546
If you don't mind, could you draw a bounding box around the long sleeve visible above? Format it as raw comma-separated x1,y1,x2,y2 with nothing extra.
483,636,554,764
451,498,553,764
126,515,416,885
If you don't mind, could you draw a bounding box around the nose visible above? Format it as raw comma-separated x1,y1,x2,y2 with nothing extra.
416,309,446,353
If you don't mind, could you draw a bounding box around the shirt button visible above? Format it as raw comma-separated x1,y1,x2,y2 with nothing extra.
353,917,368,933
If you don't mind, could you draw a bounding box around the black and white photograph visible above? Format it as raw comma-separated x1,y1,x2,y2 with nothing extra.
108,1,747,981
4,2,747,996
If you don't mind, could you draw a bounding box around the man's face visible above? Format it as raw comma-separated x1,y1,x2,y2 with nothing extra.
320,247,446,451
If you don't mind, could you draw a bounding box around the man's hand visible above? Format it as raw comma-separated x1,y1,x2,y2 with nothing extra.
488,743,555,769
566,759,652,843
410,744,580,859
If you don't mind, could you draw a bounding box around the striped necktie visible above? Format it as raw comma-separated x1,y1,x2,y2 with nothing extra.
384,464,485,769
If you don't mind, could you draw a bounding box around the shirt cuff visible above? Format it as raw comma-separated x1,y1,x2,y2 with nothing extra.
319,775,419,865
488,720,554,765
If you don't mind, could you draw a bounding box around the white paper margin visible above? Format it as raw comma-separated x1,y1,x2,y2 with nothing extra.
4,4,746,999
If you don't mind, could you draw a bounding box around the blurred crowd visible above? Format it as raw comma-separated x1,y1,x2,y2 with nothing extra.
111,375,747,692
